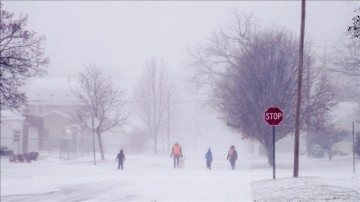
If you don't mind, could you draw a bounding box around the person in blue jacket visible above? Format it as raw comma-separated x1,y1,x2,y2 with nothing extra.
205,147,213,170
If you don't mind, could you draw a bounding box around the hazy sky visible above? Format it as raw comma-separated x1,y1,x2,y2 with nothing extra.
4,1,359,150
4,1,359,86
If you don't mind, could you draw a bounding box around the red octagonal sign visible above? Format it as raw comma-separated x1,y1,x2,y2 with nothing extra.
264,107,284,126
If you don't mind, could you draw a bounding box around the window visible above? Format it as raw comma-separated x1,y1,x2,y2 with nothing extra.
43,129,49,137
38,106,43,115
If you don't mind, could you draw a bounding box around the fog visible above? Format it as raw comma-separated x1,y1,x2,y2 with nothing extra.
2,1,360,201
3,1,359,156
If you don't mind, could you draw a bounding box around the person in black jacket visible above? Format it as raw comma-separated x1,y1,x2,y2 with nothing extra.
116,149,125,170
227,145,238,170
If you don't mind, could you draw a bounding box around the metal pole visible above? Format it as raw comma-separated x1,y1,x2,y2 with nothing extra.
167,92,170,154
67,140,70,160
75,137,77,159
273,126,276,179
59,140,61,159
353,121,355,174
92,116,96,165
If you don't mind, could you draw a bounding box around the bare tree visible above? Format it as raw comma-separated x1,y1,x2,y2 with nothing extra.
188,12,334,166
212,28,305,166
0,6,49,110
134,58,175,155
348,8,360,39
310,128,348,160
305,68,338,157
72,64,128,160
332,38,360,82
330,36,360,114
189,13,301,166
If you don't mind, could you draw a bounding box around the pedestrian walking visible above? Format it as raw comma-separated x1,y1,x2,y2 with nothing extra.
116,149,125,170
227,145,237,170
205,147,213,170
170,142,182,168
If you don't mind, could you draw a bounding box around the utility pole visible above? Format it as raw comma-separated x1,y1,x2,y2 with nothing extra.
294,0,306,178
353,121,355,174
167,90,170,154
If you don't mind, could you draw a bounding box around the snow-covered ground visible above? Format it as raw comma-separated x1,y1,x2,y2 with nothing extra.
1,152,359,201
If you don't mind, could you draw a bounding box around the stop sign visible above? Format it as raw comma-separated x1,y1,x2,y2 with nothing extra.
264,107,284,126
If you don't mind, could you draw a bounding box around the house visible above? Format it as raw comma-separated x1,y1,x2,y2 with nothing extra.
0,110,24,153
3,76,130,156
22,77,92,155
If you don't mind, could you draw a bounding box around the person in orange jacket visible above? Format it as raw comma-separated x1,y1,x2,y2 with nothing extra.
170,142,182,168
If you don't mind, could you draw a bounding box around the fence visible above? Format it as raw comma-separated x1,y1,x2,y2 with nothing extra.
0,137,93,160
58,138,93,160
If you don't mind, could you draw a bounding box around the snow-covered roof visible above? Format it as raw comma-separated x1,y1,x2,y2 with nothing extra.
25,76,78,105
42,110,71,119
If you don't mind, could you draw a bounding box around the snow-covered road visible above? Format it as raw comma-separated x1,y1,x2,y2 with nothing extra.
1,152,359,201
1,154,254,201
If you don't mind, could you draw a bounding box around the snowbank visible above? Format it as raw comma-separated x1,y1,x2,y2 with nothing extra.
252,177,360,201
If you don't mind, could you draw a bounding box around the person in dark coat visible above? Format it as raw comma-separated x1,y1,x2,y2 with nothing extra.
116,149,125,170
205,147,213,170
227,145,238,170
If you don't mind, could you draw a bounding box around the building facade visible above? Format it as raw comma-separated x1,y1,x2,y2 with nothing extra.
0,110,24,153
20,77,92,156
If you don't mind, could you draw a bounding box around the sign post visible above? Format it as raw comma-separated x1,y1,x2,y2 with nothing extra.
87,116,99,166
264,107,284,179
92,116,96,165
353,121,355,174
